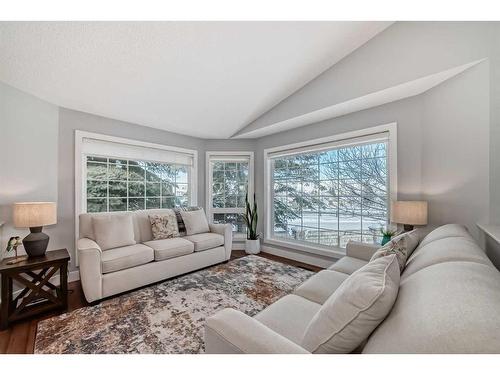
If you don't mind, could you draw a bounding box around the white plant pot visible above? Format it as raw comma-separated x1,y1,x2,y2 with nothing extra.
245,239,261,255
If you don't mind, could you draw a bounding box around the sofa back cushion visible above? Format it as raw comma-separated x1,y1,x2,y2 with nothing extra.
91,213,136,250
416,223,473,248
79,211,140,243
363,261,500,353
402,236,494,279
180,208,210,235
301,254,400,353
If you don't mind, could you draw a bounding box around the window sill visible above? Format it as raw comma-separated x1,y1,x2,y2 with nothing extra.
263,238,345,259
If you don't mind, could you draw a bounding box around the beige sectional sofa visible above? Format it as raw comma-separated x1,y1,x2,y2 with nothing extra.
78,209,232,303
205,224,500,354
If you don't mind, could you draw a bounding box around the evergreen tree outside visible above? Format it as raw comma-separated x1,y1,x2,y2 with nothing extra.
271,142,388,247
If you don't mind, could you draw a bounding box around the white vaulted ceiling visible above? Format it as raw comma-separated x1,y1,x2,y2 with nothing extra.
0,21,391,138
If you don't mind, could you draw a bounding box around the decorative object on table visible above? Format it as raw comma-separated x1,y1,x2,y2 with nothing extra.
5,236,27,265
391,200,428,231
34,255,313,353
243,192,260,254
0,248,69,330
13,202,57,257
380,226,398,245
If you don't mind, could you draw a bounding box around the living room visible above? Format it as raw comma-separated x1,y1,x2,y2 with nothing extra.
1,0,500,372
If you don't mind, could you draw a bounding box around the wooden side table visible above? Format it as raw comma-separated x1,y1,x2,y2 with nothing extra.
0,249,70,330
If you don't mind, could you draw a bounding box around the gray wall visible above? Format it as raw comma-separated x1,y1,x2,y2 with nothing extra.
490,27,500,223
0,81,60,259
250,21,497,264
58,108,206,271
420,62,490,239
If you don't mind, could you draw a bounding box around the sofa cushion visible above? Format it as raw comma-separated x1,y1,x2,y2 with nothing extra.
80,211,141,242
184,233,224,252
101,244,154,274
328,256,367,275
302,254,400,353
363,261,500,353
92,213,136,250
255,294,321,345
180,208,210,235
293,270,348,305
417,223,473,248
149,212,179,240
403,236,494,278
144,237,194,261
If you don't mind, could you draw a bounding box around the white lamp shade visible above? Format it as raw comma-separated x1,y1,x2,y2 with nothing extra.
13,202,57,228
391,201,428,225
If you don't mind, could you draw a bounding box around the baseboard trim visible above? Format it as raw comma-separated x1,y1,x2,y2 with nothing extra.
261,245,338,269
232,242,245,250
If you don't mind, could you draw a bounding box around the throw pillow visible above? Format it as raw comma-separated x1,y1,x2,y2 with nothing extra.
301,254,400,353
370,229,419,271
149,212,179,240
174,206,202,236
92,214,136,250
179,208,210,235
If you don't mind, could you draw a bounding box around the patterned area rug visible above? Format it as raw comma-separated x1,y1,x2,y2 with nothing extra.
34,255,314,354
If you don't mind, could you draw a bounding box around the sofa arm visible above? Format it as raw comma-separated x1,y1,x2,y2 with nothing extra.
204,308,310,354
209,223,233,260
345,240,380,261
77,238,103,303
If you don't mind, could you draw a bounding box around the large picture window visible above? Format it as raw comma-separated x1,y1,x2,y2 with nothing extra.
206,152,254,237
85,156,190,212
265,125,396,253
76,131,197,215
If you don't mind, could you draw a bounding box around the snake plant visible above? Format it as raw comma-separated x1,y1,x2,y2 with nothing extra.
243,192,258,240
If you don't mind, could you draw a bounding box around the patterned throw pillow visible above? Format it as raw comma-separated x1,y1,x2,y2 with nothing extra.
370,235,408,272
370,229,420,272
149,212,179,240
173,206,202,236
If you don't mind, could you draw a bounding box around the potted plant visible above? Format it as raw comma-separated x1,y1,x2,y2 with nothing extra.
243,192,260,254
380,226,398,245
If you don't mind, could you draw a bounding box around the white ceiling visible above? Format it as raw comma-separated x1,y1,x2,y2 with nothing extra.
0,22,391,139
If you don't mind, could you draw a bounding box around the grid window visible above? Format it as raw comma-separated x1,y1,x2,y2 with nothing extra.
208,157,252,236
85,156,190,213
271,142,388,248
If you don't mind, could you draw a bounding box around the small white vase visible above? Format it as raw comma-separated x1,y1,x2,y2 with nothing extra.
245,239,261,255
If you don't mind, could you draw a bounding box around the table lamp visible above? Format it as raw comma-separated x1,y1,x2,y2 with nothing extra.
13,202,57,257
391,200,428,231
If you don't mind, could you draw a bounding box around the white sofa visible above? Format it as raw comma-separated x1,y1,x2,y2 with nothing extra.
78,209,232,303
205,224,500,353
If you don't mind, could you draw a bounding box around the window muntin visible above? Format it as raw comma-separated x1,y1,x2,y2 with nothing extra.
271,141,388,248
207,155,253,236
85,156,190,213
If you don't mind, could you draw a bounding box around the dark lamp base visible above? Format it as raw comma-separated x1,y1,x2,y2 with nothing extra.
23,226,49,257
403,224,415,232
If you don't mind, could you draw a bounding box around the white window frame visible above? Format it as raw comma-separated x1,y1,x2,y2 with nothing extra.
263,123,397,258
206,151,254,240
75,130,198,264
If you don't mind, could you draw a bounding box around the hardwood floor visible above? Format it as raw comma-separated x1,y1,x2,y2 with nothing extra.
0,251,321,354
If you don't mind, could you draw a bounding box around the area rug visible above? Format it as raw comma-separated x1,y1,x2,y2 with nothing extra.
34,255,314,354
